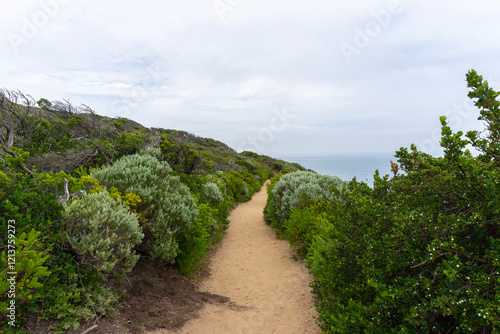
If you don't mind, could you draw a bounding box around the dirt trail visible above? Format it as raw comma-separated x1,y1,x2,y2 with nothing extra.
153,182,319,334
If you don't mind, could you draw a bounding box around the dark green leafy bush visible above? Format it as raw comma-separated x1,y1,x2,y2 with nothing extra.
267,70,500,333
0,169,121,331
220,169,260,202
115,130,149,157
160,136,203,174
283,200,333,256
176,203,223,277
0,230,51,317
307,151,499,333
35,254,120,331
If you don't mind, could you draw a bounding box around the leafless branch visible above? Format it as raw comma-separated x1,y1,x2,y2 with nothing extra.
0,88,41,148
70,137,114,165
80,325,98,334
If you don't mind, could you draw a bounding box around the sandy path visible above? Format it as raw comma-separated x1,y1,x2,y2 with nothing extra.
153,182,319,334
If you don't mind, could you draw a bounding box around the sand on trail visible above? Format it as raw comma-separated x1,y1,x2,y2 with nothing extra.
153,182,320,334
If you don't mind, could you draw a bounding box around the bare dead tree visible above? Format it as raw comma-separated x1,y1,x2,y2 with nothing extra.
26,148,101,173
0,89,40,182
51,99,79,119
0,89,41,146
57,178,84,204
70,137,115,165
143,132,162,150
49,100,105,137
49,100,116,165
79,104,103,137
1,89,120,174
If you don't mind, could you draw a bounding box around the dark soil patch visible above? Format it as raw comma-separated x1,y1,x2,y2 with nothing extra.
24,258,229,333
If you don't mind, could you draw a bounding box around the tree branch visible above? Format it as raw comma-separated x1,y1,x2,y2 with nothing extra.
0,143,37,184
6,129,14,147
70,137,114,165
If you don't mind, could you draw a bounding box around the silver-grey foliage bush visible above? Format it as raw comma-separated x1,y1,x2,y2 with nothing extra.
203,182,224,204
270,171,344,222
139,146,162,160
63,191,144,273
91,154,197,263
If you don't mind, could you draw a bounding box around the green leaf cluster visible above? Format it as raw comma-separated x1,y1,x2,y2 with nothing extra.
0,230,51,315
160,136,203,174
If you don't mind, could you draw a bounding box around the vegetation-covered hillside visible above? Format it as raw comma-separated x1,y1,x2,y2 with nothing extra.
0,89,304,332
264,70,499,333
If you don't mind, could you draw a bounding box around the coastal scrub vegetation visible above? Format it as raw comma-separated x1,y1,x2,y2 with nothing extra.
264,70,499,333
0,89,304,332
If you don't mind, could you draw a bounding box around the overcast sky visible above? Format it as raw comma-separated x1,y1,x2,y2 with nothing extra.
1,0,500,158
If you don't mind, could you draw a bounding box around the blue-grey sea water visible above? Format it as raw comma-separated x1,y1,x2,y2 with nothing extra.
281,155,396,185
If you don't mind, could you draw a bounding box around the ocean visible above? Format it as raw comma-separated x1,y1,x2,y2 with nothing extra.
281,155,396,185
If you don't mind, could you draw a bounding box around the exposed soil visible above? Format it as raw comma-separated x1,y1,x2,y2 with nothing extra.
24,260,230,334
24,182,319,333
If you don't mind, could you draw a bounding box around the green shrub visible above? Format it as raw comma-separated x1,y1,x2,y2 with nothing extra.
176,173,231,229
62,191,144,273
283,200,333,256
264,171,344,230
220,168,263,202
304,70,500,333
308,162,500,333
0,170,127,331
203,182,224,204
35,253,120,331
160,136,203,174
139,145,162,159
0,176,63,248
92,153,198,263
169,175,230,277
305,178,392,333
199,175,232,225
0,229,51,327
176,203,223,277
115,131,148,157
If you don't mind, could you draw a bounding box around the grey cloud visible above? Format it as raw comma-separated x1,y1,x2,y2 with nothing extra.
1,0,500,156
